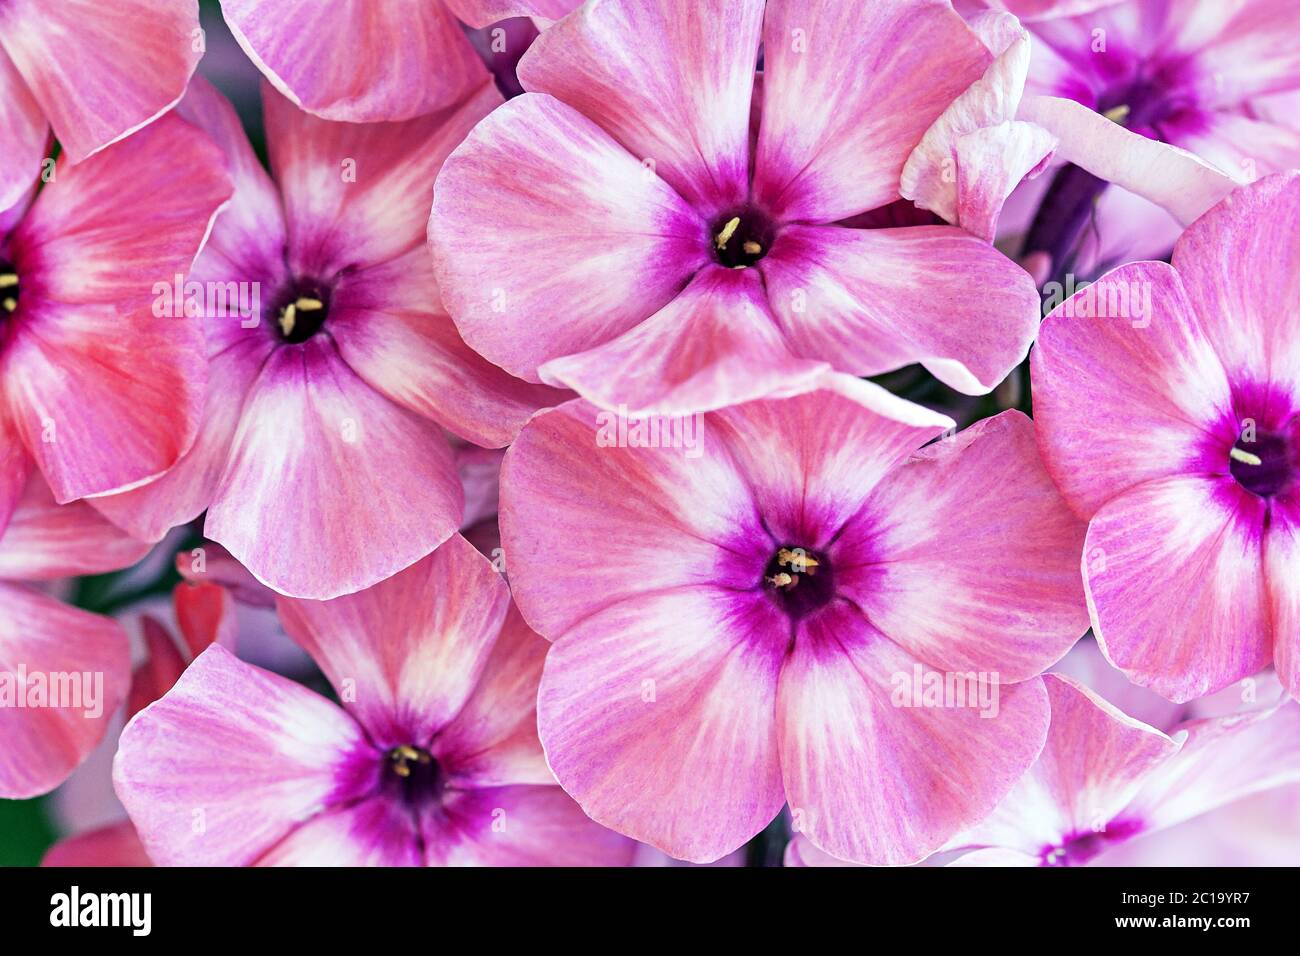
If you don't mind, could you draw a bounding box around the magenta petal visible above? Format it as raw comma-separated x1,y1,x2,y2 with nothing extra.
517,0,762,216
221,0,488,122
778,604,1051,866
762,223,1041,394
1085,476,1272,703
840,412,1087,683
0,0,200,164
0,49,48,212
255,797,422,867
204,339,464,600
430,93,709,382
538,265,828,415
275,536,510,749
113,645,371,866
0,583,129,798
753,0,989,223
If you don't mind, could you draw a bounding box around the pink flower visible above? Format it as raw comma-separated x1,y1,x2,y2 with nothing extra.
219,0,578,122
1032,171,1300,702
430,0,1045,415
1014,0,1300,277
0,0,201,210
949,674,1300,865
1,114,230,517
0,473,148,798
113,534,634,866
93,78,562,600
499,373,1089,864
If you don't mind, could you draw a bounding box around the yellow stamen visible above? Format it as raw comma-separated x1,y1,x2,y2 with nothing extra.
1101,104,1130,125
278,302,297,337
767,572,795,588
715,216,741,250
742,241,762,256
1,297,15,313
777,548,819,572
1230,447,1263,466
0,273,18,289
295,297,324,311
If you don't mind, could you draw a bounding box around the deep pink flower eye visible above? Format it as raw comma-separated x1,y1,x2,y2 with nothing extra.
0,258,18,315
382,745,444,808
710,208,775,269
1230,431,1294,499
271,279,332,344
762,546,833,619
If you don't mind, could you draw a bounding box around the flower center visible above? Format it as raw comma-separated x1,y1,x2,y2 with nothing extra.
762,546,834,618
0,261,19,316
272,279,331,343
711,208,774,269
1229,430,1294,498
382,744,443,808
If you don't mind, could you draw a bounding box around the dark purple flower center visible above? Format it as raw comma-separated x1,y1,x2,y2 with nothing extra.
381,744,444,809
710,208,774,269
1230,430,1294,498
0,259,19,317
272,278,332,343
763,546,834,619
1041,820,1141,866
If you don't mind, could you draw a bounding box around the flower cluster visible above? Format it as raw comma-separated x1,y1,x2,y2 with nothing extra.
3,0,1300,868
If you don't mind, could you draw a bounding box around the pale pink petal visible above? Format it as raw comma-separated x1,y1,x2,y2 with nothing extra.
0,583,129,798
838,412,1088,683
0,472,149,581
538,265,828,415
221,0,487,122
1085,476,1272,703
753,0,990,223
1054,637,1187,734
537,588,787,863
0,49,48,212
1268,504,1300,700
1177,0,1300,105
976,0,1125,22
1031,261,1234,517
430,93,708,382
275,536,509,748
204,339,463,600
947,847,1041,866
445,0,581,28
254,798,422,867
783,834,861,868
0,407,31,536
778,605,1051,866
761,222,1041,394
423,785,635,866
42,821,152,868
517,0,762,216
954,674,1178,858
113,645,371,867
0,0,200,164
2,114,230,502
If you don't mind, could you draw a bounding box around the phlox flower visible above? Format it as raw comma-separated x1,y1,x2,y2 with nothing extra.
93,78,561,600
113,535,634,866
499,372,1089,864
430,0,1046,416
219,0,578,122
1033,171,1300,702
0,0,201,209
0,474,149,798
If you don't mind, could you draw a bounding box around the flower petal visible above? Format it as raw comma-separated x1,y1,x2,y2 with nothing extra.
445,0,582,28
113,644,371,866
42,821,152,868
254,797,422,867
0,48,48,213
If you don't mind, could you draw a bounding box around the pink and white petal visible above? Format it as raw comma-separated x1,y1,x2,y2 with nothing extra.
3,114,230,502
0,404,31,537
445,0,581,28
753,0,990,223
949,121,1058,241
783,834,861,868
275,535,508,749
1031,261,1234,518
1054,637,1187,734
435,605,553,788
1121,702,1300,835
1178,0,1300,106
42,821,153,868
1268,503,1300,700
0,472,149,581
947,847,1041,866
1174,111,1300,186
954,675,1178,855
429,93,709,382
980,0,1125,20
778,605,1051,866
254,797,422,867
538,265,827,415
1085,476,1272,703
0,583,130,798
1171,171,1300,397
425,785,635,866
1017,95,1236,227
0,49,48,213
761,223,1040,394
537,589,787,863
266,80,500,277
0,0,200,164
327,248,566,448
517,0,762,216
221,0,487,122
113,645,372,867
204,339,463,600
839,412,1087,683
